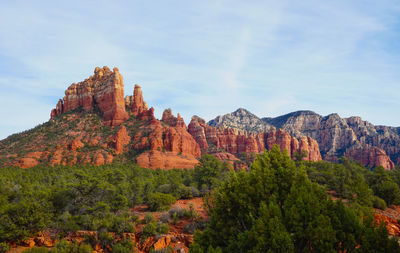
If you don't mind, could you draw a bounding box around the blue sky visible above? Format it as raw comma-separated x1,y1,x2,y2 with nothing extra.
1,0,400,140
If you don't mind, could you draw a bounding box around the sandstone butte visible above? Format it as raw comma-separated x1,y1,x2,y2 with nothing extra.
1,66,323,170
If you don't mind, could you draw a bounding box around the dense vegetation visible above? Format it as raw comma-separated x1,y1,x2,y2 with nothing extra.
0,155,230,247
1,146,400,252
191,146,400,252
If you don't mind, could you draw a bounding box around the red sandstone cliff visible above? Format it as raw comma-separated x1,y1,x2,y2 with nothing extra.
51,66,128,126
188,116,322,162
1,67,203,169
2,66,324,170
134,108,201,169
345,145,395,170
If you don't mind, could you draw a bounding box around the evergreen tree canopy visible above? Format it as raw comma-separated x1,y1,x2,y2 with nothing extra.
191,145,400,253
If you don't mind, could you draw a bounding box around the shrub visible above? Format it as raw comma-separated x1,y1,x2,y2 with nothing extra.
22,247,48,253
97,229,114,250
147,193,176,211
169,207,189,219
183,218,207,234
0,242,10,253
142,213,154,224
52,240,93,253
52,239,70,253
157,223,169,234
183,222,198,234
143,221,170,239
142,221,157,238
76,243,93,253
111,213,135,234
112,239,134,253
159,212,170,223
373,196,387,210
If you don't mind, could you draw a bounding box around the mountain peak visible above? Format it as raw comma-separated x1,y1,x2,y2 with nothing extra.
208,108,272,133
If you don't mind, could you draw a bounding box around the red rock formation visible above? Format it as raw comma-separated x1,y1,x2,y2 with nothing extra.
69,139,84,151
17,157,39,168
126,84,149,117
162,108,186,128
110,126,131,154
51,66,128,126
213,152,239,161
345,145,395,170
187,116,212,151
135,110,201,169
375,213,400,237
136,151,199,169
188,116,322,161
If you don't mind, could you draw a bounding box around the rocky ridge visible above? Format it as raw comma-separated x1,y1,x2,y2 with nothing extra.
189,115,321,162
209,108,273,133
51,66,128,126
0,67,330,170
209,109,399,170
0,67,201,169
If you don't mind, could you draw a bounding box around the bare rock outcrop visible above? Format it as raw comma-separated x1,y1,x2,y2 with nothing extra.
210,109,399,169
51,66,128,126
188,116,321,161
345,145,395,170
135,109,201,169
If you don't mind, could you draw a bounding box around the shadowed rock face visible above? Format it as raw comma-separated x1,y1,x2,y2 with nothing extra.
210,109,399,170
51,66,128,126
189,116,322,162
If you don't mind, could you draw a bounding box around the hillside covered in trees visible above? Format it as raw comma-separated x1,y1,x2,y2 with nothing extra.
2,146,400,252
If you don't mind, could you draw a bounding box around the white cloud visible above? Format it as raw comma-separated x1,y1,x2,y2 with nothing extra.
0,0,400,139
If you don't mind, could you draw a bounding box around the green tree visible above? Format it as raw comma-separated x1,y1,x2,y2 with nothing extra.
193,154,230,192
191,145,400,252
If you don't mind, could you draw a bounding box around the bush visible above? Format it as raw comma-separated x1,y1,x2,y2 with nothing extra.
142,221,157,238
97,229,114,250
22,247,48,253
183,222,199,234
143,221,170,239
52,240,93,253
0,242,10,253
183,217,207,234
157,223,169,235
76,243,93,253
147,193,176,211
373,196,387,210
142,213,154,224
112,239,134,253
111,212,135,234
159,212,170,223
169,207,191,219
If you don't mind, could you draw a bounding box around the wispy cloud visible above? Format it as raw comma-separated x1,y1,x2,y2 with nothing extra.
0,0,400,139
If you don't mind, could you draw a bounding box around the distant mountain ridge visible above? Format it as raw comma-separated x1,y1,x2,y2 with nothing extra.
209,108,273,133
209,109,400,169
0,67,322,170
0,67,397,170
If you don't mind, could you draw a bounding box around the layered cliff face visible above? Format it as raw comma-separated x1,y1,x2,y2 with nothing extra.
188,116,321,162
5,66,393,171
1,67,201,170
51,66,128,126
134,108,201,169
270,112,398,170
209,109,399,170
